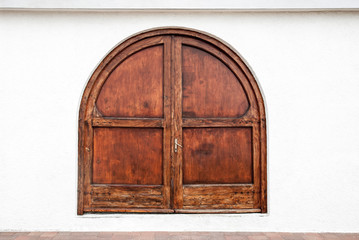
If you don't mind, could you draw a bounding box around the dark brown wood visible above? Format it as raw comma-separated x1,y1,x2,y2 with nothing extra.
96,45,164,118
260,118,267,213
162,36,172,209
172,36,184,209
182,185,255,209
84,208,174,213
79,36,168,214
182,118,259,127
77,120,84,215
252,123,261,209
177,35,263,211
174,209,261,213
83,120,93,213
183,127,253,184
89,183,166,209
180,37,259,120
78,27,267,214
182,45,249,118
93,127,163,184
92,118,163,127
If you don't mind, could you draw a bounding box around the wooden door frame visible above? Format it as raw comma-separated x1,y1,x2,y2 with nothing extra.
78,27,267,215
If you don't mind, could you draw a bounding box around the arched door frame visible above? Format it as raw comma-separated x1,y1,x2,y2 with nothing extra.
78,27,267,214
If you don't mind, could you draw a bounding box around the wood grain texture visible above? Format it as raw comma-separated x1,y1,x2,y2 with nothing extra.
78,28,267,214
183,127,253,184
180,37,259,120
162,36,172,209
260,118,267,213
91,184,163,194
182,45,249,118
92,128,163,184
172,36,184,209
182,185,255,209
96,45,164,118
89,185,166,209
92,118,163,128
175,209,261,213
182,118,259,127
84,208,174,213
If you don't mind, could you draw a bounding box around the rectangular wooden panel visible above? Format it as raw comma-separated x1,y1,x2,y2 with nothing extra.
182,185,255,209
93,128,163,184
183,127,253,184
90,185,165,209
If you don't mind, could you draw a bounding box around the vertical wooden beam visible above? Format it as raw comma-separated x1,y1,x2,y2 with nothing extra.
83,119,93,210
163,36,172,209
172,36,184,209
252,123,261,209
261,117,268,213
77,119,84,215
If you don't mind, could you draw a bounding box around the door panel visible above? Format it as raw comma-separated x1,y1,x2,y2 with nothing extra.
182,127,253,184
81,37,172,213
96,45,163,118
178,38,260,211
182,185,255,210
93,127,163,184
91,185,164,209
182,45,249,118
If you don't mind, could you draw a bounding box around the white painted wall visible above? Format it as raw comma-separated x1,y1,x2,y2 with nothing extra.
1,0,359,10
0,11,359,232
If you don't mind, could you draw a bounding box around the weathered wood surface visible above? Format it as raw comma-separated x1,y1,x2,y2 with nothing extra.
183,127,253,184
78,28,267,214
182,118,259,127
96,45,164,118
182,185,255,209
84,208,174,213
92,128,163,185
162,36,172,210
182,45,249,118
172,36,184,209
175,209,261,213
91,118,163,127
90,185,165,209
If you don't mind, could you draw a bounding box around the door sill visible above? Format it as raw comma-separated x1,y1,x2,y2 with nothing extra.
174,209,262,214
84,208,175,213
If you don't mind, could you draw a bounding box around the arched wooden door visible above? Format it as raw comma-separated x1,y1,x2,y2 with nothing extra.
78,28,267,214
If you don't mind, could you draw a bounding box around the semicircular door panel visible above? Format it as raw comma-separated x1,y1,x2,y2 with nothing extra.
96,45,164,118
182,45,249,118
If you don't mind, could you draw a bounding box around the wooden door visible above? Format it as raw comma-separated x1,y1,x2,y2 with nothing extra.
173,37,263,213
78,28,267,214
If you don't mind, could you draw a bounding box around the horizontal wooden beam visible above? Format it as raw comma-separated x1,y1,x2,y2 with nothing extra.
84,208,174,213
182,118,258,127
91,118,163,127
91,184,163,195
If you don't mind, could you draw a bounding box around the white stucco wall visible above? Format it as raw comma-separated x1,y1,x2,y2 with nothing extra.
2,0,359,10
0,11,359,232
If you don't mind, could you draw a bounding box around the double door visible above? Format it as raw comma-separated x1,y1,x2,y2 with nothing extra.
78,31,265,214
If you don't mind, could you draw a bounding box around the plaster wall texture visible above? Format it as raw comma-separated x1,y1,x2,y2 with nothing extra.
0,11,359,232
